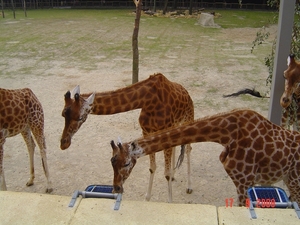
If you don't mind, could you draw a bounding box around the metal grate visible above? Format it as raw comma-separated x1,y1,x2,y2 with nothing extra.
247,186,289,208
247,186,300,219
85,184,114,193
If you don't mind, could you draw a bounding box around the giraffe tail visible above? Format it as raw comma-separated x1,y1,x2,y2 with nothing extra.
223,88,266,98
174,145,185,169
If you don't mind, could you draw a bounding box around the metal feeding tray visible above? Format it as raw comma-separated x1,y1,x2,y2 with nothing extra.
68,185,122,210
247,186,300,219
85,184,114,193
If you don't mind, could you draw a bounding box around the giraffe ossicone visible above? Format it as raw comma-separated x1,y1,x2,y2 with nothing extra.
110,108,300,206
60,73,195,202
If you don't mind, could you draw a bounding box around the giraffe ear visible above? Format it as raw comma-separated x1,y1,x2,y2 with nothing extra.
86,92,95,106
288,54,296,67
82,92,95,111
71,85,80,98
118,136,123,144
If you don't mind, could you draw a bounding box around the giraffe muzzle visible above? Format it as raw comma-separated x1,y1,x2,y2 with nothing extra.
112,185,123,193
280,95,291,108
60,137,71,150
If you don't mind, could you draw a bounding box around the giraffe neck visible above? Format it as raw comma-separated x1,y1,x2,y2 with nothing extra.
129,109,271,157
81,74,163,115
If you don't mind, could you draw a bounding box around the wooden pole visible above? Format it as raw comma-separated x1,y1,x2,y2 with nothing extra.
132,0,142,84
24,0,27,17
1,0,4,18
11,0,15,19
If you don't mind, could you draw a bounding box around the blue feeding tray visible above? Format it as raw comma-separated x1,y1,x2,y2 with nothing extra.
85,185,113,193
247,186,289,208
247,186,300,219
69,184,122,210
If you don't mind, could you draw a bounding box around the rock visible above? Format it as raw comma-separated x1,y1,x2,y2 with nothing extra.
198,13,220,28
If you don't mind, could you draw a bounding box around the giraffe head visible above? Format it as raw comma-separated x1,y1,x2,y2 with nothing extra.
110,140,137,193
280,54,300,108
60,86,95,150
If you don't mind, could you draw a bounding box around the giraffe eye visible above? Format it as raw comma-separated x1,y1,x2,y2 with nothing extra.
77,114,87,122
124,162,130,167
62,107,71,118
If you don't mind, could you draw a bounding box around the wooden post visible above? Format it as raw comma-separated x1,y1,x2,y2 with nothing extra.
24,0,27,17
11,0,15,19
1,0,4,18
132,0,142,84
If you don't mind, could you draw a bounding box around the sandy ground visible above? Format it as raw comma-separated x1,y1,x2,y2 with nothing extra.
0,13,287,207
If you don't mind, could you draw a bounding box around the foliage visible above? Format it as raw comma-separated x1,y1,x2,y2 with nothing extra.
252,0,300,87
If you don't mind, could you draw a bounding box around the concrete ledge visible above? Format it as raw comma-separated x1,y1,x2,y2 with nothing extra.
218,206,299,224
0,191,299,225
0,191,79,225
71,198,218,225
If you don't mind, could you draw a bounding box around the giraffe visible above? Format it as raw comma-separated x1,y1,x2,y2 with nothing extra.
110,108,300,206
280,54,300,130
60,73,194,202
0,88,52,193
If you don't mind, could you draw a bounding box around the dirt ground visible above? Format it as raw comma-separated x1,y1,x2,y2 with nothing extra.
1,14,287,207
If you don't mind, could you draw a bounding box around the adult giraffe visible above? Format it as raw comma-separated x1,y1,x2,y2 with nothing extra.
60,73,194,202
280,54,300,130
0,88,52,193
110,108,300,206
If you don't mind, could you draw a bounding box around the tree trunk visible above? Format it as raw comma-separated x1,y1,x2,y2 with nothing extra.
189,0,193,15
163,0,168,15
11,0,15,19
24,0,27,17
1,0,5,18
132,0,142,84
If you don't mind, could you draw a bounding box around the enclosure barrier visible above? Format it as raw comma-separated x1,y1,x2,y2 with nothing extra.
1,0,272,10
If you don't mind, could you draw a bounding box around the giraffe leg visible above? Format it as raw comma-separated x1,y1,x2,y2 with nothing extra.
222,155,256,206
164,148,173,203
31,130,53,193
0,138,7,191
145,153,156,201
185,144,193,194
171,147,175,181
285,170,300,205
226,172,251,206
21,130,35,187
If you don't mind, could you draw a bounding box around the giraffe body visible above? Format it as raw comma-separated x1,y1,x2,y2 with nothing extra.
111,109,300,206
0,88,52,193
60,73,194,202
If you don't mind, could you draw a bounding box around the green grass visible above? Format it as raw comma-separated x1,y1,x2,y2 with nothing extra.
0,9,275,107
0,8,274,116
215,10,277,28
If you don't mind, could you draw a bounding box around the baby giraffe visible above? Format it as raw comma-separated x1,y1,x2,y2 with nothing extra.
111,108,300,206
